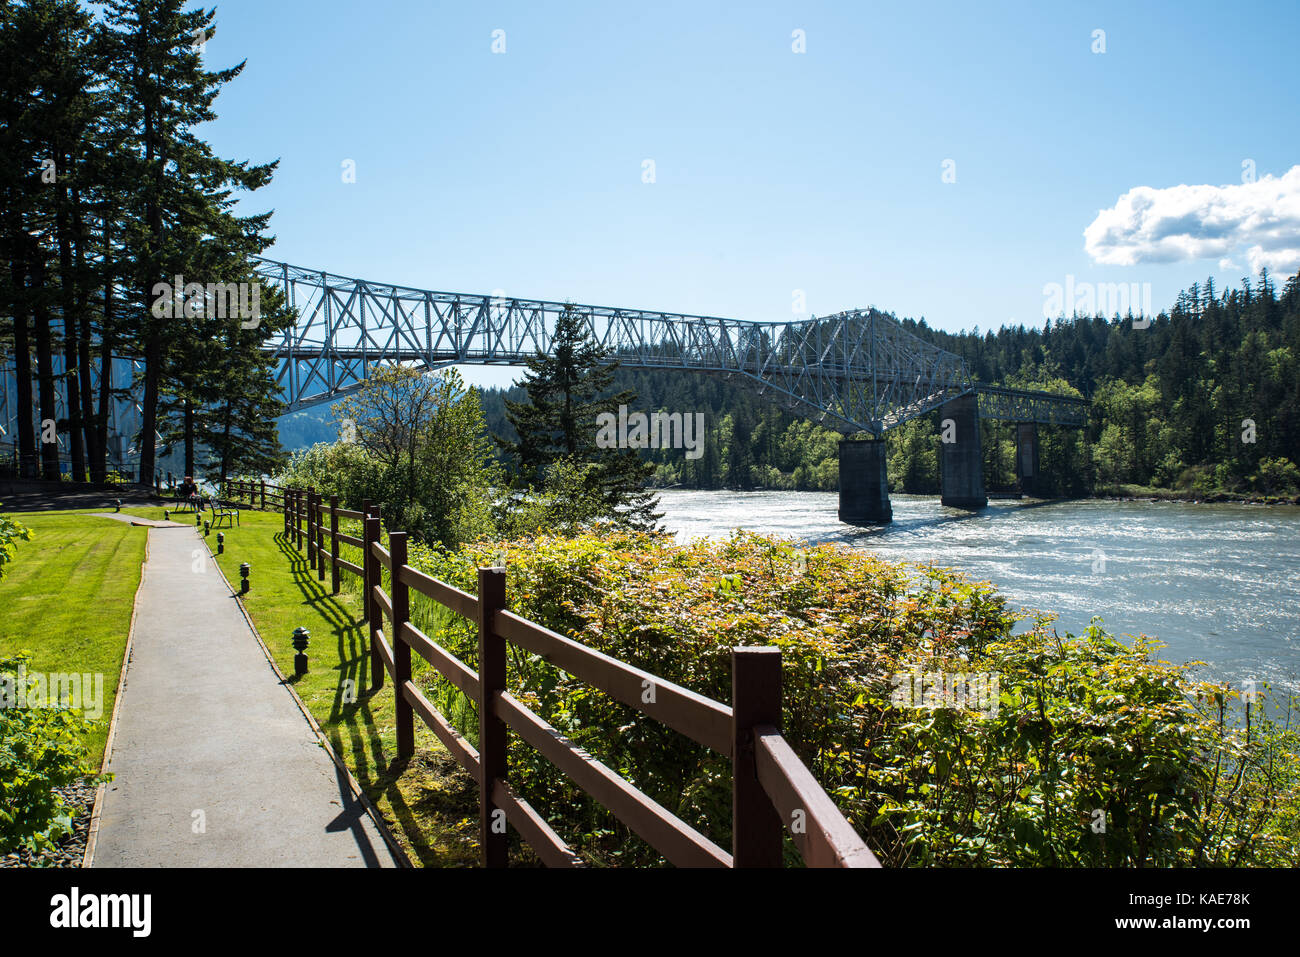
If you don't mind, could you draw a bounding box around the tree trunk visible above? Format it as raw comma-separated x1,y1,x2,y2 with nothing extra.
183,397,194,476
31,251,61,481
139,327,160,485
9,256,37,478
73,185,101,481
56,152,86,481
96,217,114,479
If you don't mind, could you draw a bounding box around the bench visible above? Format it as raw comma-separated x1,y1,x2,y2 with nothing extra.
209,497,240,528
171,490,201,512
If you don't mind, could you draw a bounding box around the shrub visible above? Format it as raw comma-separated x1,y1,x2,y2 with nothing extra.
406,530,1300,867
0,509,32,581
0,654,106,856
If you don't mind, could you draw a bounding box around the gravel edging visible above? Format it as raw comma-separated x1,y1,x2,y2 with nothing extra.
0,778,98,869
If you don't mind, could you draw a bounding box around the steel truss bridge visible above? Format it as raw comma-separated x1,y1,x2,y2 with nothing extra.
255,258,1087,434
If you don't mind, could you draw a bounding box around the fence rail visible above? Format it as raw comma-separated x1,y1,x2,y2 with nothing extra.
222,479,881,869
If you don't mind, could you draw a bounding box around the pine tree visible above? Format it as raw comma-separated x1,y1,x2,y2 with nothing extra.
100,0,276,482
501,304,660,529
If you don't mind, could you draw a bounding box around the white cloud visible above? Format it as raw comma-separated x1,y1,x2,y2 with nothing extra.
1084,165,1300,277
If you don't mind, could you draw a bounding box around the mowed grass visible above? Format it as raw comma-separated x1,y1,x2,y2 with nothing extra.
0,508,149,763
208,509,492,867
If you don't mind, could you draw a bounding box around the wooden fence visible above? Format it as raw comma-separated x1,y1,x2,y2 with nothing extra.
223,479,881,869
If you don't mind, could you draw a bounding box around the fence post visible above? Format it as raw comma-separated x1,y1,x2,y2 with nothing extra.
477,566,508,868
260,480,266,511
312,491,322,572
365,513,384,690
307,492,317,570
360,499,372,623
283,487,289,537
316,494,326,583
329,495,340,595
731,646,784,867
297,490,305,550
390,532,413,759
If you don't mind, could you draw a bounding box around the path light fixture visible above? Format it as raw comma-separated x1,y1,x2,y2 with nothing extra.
292,627,311,676
114,499,121,512
163,509,169,521
216,532,225,555
204,520,211,536
240,562,250,594
196,512,202,528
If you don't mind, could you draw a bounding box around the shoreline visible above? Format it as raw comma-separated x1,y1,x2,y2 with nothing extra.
649,485,1300,507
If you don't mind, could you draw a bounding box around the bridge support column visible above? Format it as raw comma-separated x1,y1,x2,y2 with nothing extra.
838,438,892,526
940,394,987,509
1015,422,1040,498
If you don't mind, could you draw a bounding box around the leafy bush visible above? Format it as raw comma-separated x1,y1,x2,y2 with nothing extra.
0,654,106,856
272,368,500,549
0,509,32,580
1254,457,1300,496
406,530,1300,867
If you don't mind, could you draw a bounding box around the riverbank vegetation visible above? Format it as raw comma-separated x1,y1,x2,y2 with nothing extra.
394,528,1299,866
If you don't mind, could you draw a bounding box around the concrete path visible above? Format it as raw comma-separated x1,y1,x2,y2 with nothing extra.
91,525,401,867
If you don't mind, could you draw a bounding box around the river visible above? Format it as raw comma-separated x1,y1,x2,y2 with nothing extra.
653,490,1300,696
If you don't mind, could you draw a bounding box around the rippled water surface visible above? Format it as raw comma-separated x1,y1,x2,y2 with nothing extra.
654,490,1300,692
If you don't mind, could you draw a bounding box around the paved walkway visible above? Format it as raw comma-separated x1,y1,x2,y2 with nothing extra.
91,525,401,867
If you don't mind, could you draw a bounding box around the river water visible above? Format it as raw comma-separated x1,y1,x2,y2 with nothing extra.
653,490,1300,695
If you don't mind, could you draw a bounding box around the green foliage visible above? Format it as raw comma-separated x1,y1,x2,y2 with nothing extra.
1,0,285,483
497,459,610,537
1254,457,1300,496
408,531,1299,867
499,304,660,528
275,366,499,548
0,654,105,857
0,509,33,580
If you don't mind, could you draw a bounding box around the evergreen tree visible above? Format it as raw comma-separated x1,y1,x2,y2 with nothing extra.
100,0,276,482
501,304,660,529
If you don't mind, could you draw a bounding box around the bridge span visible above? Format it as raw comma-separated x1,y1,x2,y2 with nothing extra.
254,258,1089,526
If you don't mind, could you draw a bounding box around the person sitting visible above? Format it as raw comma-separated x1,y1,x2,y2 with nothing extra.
177,476,202,511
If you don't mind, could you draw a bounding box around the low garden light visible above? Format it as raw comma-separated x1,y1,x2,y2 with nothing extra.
114,499,121,512
292,627,311,676
163,509,169,521
204,520,211,536
195,512,202,528
239,562,250,594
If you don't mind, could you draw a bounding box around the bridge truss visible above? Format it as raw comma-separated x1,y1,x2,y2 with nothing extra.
254,259,1085,435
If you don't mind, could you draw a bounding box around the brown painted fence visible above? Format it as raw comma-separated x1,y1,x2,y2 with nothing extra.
223,479,881,869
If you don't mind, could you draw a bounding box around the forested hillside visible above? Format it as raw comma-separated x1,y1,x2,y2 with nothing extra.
478,270,1300,499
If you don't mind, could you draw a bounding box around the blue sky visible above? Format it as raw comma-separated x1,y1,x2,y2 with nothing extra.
200,0,1300,388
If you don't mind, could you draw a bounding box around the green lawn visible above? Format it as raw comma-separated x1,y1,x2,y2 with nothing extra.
0,508,150,763
207,509,495,867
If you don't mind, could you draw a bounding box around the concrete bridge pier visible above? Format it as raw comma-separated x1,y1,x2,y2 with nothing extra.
1016,422,1040,497
838,438,892,525
939,393,987,509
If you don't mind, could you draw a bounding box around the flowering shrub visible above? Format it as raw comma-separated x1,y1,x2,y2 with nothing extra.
407,530,1300,867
